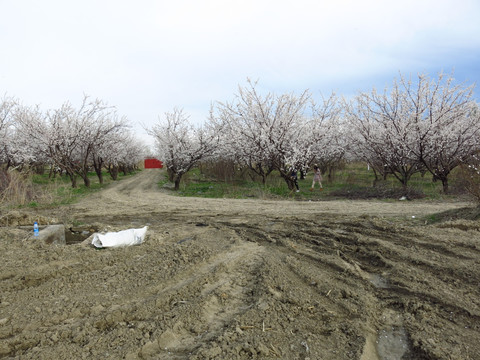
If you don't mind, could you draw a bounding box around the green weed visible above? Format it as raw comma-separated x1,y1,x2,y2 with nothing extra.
2,169,140,210
163,162,465,201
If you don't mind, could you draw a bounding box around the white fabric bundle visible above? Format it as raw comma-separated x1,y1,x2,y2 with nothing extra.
91,226,148,248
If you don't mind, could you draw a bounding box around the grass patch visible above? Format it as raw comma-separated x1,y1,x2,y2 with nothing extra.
424,206,480,224
161,162,465,202
1,169,140,210
176,179,280,199
328,183,426,200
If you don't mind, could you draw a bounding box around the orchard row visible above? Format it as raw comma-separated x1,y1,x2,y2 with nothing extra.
2,72,479,192
0,95,146,187
150,73,480,192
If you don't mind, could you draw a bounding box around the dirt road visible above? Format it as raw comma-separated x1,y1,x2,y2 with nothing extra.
1,169,479,359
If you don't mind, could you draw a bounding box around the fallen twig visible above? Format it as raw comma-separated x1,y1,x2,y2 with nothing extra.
240,325,255,330
269,343,281,357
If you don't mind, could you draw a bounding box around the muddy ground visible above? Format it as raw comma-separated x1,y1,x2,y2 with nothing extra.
0,169,479,360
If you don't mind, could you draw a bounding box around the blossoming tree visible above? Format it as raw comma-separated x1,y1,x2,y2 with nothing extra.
149,107,220,190
345,72,479,192
212,80,340,190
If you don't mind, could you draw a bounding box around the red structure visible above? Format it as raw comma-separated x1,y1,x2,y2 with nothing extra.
144,158,163,169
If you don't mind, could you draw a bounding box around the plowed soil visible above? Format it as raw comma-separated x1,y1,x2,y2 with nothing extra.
1,169,479,360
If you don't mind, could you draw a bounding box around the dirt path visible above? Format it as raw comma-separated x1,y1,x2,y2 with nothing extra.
1,169,479,359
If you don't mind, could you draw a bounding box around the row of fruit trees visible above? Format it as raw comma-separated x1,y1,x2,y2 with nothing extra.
1,72,480,195
0,95,146,188
149,73,480,193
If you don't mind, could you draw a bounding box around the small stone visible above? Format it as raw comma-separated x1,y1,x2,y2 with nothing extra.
125,351,139,360
140,340,160,357
0,342,11,357
257,343,270,356
158,329,180,349
91,304,105,316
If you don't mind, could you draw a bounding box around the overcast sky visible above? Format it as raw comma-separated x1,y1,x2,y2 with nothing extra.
1,0,479,149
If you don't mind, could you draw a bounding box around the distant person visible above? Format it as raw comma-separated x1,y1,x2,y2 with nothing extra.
290,169,300,192
310,165,323,191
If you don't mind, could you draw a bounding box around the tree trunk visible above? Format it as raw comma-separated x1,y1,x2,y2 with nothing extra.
68,171,77,188
280,172,295,190
174,175,182,190
441,177,449,194
96,168,103,184
249,163,271,185
167,168,175,182
35,165,45,175
108,165,119,180
327,167,334,182
93,158,104,184
383,172,388,180
82,174,90,187
372,167,380,187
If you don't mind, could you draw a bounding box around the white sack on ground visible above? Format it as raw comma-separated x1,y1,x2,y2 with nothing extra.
92,226,148,248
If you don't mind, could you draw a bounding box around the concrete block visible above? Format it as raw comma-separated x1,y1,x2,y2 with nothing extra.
33,225,66,245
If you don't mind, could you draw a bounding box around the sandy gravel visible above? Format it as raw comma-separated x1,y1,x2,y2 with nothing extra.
0,169,479,359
